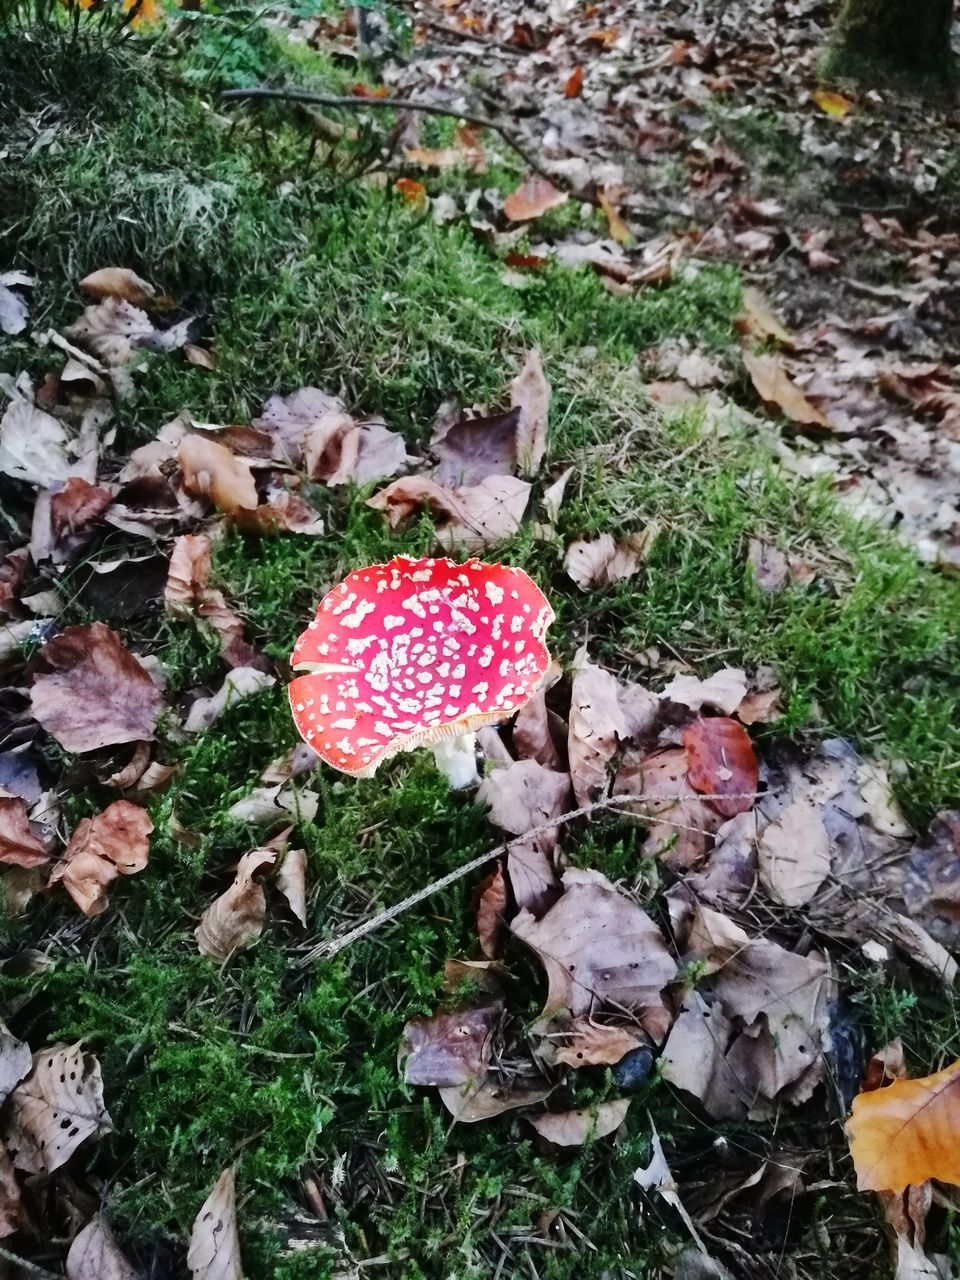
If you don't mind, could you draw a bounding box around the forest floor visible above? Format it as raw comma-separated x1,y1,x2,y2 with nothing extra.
1,2,960,1279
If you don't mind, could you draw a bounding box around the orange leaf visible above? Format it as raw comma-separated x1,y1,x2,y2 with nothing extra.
584,28,618,46
846,1057,960,1191
813,90,853,119
681,717,758,818
350,83,390,98
503,176,567,222
503,252,550,271
395,178,427,209
742,351,834,430
598,189,632,244
564,65,584,97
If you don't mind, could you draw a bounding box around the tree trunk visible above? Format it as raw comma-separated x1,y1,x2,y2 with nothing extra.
825,0,956,87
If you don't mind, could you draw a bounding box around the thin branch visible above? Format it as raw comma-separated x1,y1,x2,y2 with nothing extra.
0,1245,63,1280
219,87,557,182
297,789,764,966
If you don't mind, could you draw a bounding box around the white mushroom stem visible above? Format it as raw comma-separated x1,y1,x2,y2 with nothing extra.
430,732,480,789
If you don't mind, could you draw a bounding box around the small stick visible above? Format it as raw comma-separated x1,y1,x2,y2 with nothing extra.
298,789,764,966
220,87,558,183
0,1245,63,1280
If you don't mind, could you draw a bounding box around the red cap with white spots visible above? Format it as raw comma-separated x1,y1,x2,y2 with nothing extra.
288,555,555,776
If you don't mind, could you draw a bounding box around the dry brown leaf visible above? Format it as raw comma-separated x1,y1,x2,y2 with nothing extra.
757,797,831,906
904,811,960,920
682,717,759,818
253,386,345,463
661,667,748,716
438,1075,551,1123
512,867,677,1042
65,298,156,366
164,533,211,617
276,847,307,927
30,623,162,753
528,1098,630,1146
442,958,508,996
748,538,789,593
304,413,405,487
564,527,658,589
813,89,853,119
0,797,49,868
634,1119,710,1254
512,683,563,769
568,654,627,806
735,289,794,348
178,435,258,513
2,1043,112,1174
0,1025,32,1108
431,407,520,486
184,343,216,370
510,348,550,476
503,176,568,222
79,267,157,307
226,785,318,826
477,760,569,915
614,746,723,869
476,864,508,958
49,800,152,917
184,669,276,733
661,993,746,1120
0,398,72,487
0,1143,20,1238
0,271,32,336
188,1167,244,1280
847,1058,960,1192
46,477,114,563
366,474,530,552
598,190,632,244
66,1216,139,1280
737,687,782,724
400,1004,502,1087
743,351,834,430
553,1019,643,1068
195,833,288,961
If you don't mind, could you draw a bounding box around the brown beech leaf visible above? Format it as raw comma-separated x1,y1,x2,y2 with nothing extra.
846,1057,960,1192
439,1075,552,1123
188,1167,244,1280
598,190,632,245
65,298,156,366
564,528,658,590
510,347,550,476
477,760,568,916
165,536,265,671
553,1019,644,1068
276,847,307,927
503,176,568,222
528,1098,630,1146
512,868,677,1042
564,64,584,96
0,399,73,486
400,1003,502,1087
757,797,831,906
304,411,406,487
66,1216,139,1280
613,746,723,868
30,623,162,753
195,833,287,961
743,352,834,430
178,435,258,513
661,667,748,717
79,267,157,307
0,547,28,616
512,684,563,769
184,669,276,733
748,538,789,593
0,797,48,868
2,1043,112,1174
367,474,530,552
431,407,520,486
568,654,627,806
229,488,325,537
904,811,960,920
476,864,508,958
253,386,345,463
0,1025,32,1108
49,800,152,917
47,478,114,563
682,717,759,818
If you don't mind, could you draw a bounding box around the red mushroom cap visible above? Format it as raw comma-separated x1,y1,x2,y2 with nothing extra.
288,555,554,776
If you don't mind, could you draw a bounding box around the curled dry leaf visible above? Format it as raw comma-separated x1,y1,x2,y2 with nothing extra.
367,474,530,552
195,831,288,961
178,435,258,514
846,1057,960,1192
477,759,568,916
439,1075,552,1123
0,1024,32,1107
226,785,319,827
49,800,152,917
0,797,49,868
0,398,72,487
682,717,759,818
30,623,162,753
503,176,568,222
188,1167,244,1280
400,1004,502,1087
254,385,345,463
476,863,508,958
568,654,627,806
512,867,677,1042
564,528,658,590
304,410,406,487
743,351,834,431
47,478,115,563
757,797,831,906
165,535,265,671
184,668,277,733
2,1043,112,1174
661,667,748,717
79,267,157,307
66,1216,139,1280
510,347,550,476
598,190,632,245
276,847,307,927
65,298,156,366
553,1019,643,1068
528,1098,630,1146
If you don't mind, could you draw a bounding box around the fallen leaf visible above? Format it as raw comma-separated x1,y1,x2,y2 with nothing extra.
2,1043,112,1174
47,477,114,563
79,267,157,307
598,189,632,244
178,435,258,513
734,288,794,347
165,534,264,670
195,833,287,960
512,867,677,1041
564,527,658,589
188,1167,244,1280
503,176,568,222
438,1074,551,1122
276,847,307,927
528,1098,629,1146
813,90,853,119
661,667,748,717
366,474,530,551
0,1144,19,1237
65,298,155,366
184,668,277,733
847,1058,960,1192
476,864,508,958
510,348,550,476
477,760,568,915
0,1025,32,1107
184,343,216,370
49,800,152,917
743,351,834,430
0,398,72,487
30,622,162,753
904,811,960,919
253,386,345,463
615,746,724,868
0,271,32,336
553,1019,643,1068
635,1117,710,1252
226,785,319,826
396,177,427,208
431,407,521,486
568,654,627,805
0,797,49,868
758,797,831,906
682,717,759,818
66,1216,139,1280
304,411,406,487
564,64,584,97
748,538,789,593
400,1004,502,1087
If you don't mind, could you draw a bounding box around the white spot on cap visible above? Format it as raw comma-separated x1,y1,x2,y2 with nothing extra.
485,581,505,605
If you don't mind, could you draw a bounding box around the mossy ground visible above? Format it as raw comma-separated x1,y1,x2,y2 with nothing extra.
2,12,960,1279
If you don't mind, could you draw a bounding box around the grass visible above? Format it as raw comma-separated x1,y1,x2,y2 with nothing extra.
2,14,960,1280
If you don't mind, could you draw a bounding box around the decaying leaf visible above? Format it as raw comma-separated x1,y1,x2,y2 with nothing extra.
510,347,550,476
0,398,72,487
226,785,319,827
0,271,32,336
276,847,307,927
614,746,723,868
757,797,831,906
400,1004,502,1087
367,473,530,552
178,435,258,514
30,623,162,753
0,797,49,868
0,1025,32,1108
564,527,658,590
743,351,834,430
79,267,157,307
553,1018,643,1068
66,1216,139,1280
195,831,288,961
847,1057,960,1192
748,538,789,593
503,176,568,221
568,654,627,806
682,717,759,818
476,863,508,958
165,534,264,670
47,477,115,563
512,868,677,1041
661,667,748,717
439,1075,552,1123
65,298,156,366
528,1098,630,1146
477,759,568,915
431,407,521,486
184,668,277,733
188,1166,244,1280
49,799,152,917
813,90,853,119
904,811,960,920
2,1043,112,1174
303,410,406,487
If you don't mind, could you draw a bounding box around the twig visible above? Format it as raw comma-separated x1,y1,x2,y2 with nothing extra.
219,87,557,182
0,1245,63,1280
297,789,764,966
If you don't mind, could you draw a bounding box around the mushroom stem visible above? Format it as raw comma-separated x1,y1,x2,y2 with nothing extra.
430,732,480,789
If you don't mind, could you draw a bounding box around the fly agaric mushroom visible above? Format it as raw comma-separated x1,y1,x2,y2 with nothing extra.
288,555,554,788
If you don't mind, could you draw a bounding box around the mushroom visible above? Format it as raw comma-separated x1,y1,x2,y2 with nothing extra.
288,555,555,788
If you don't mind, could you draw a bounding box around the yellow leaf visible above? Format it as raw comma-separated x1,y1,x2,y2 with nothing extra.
598,189,632,245
846,1057,960,1191
813,90,853,119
